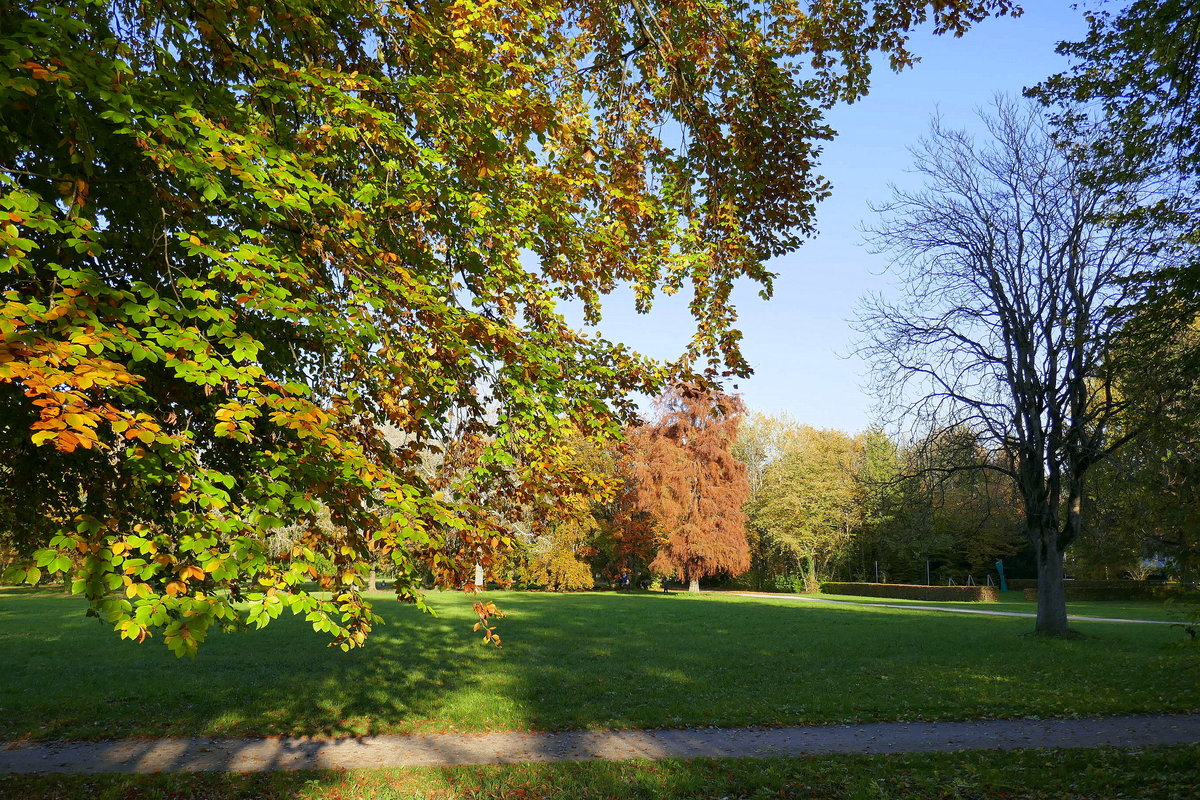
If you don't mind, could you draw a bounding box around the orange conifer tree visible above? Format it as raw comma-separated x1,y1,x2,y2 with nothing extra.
630,384,751,592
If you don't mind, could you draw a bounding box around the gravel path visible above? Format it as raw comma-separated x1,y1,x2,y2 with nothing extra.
723,591,1180,624
2,714,1199,773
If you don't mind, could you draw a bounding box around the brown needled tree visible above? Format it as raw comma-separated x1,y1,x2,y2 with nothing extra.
630,383,751,593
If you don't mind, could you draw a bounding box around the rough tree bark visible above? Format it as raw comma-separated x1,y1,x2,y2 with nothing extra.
1033,531,1069,634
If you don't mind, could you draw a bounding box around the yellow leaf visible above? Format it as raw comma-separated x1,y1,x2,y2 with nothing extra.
30,430,57,446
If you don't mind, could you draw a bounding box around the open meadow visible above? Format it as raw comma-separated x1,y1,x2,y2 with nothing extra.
3,588,1200,798
2,588,1197,742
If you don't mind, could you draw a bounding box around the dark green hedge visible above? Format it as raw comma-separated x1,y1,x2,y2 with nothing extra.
820,582,998,603
1022,582,1198,602
1006,578,1038,591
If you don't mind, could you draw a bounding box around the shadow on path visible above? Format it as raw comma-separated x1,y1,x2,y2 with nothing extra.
3,713,1200,773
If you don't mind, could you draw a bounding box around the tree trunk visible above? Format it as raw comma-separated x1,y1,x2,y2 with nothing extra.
688,577,700,593
368,567,377,593
803,555,818,593
1033,530,1071,635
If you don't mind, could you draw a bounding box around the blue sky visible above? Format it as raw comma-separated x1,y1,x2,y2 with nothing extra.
566,1,1090,433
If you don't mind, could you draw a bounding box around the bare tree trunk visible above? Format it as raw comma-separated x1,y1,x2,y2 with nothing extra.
1033,530,1071,635
368,567,377,593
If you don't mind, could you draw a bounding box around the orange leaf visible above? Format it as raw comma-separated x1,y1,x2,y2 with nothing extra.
179,565,205,581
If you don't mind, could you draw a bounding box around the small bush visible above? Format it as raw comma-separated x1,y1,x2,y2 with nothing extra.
770,574,806,594
821,582,998,603
724,569,772,591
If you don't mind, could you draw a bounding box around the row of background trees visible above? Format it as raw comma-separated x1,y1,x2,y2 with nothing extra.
456,394,1197,597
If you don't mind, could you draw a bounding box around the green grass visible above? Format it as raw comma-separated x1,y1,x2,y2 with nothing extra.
2,747,1198,799
1,588,1197,741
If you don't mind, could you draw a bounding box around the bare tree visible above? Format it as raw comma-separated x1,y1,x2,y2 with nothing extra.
857,97,1173,635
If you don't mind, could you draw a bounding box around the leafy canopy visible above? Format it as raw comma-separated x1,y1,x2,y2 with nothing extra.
752,426,864,587
1036,1,1200,358
0,0,1017,653
630,383,751,588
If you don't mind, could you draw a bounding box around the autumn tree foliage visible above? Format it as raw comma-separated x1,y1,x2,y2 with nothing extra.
518,430,619,591
871,428,1023,583
1,0,1018,653
520,508,598,592
752,427,865,592
630,384,750,592
602,441,662,583
736,414,1022,590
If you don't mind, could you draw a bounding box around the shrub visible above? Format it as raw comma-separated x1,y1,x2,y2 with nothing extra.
820,582,998,602
723,568,773,592
770,574,806,594
521,547,594,591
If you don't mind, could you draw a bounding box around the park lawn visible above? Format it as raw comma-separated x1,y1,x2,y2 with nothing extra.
799,591,1196,622
2,746,1198,799
1,588,1197,741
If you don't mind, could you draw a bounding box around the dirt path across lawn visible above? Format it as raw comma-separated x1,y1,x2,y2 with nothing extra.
722,591,1181,624
2,714,1199,773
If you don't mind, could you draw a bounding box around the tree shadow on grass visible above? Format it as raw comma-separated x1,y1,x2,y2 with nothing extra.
0,589,493,742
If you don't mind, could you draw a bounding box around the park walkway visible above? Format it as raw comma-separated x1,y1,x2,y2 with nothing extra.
2,714,1199,773
722,591,1181,624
